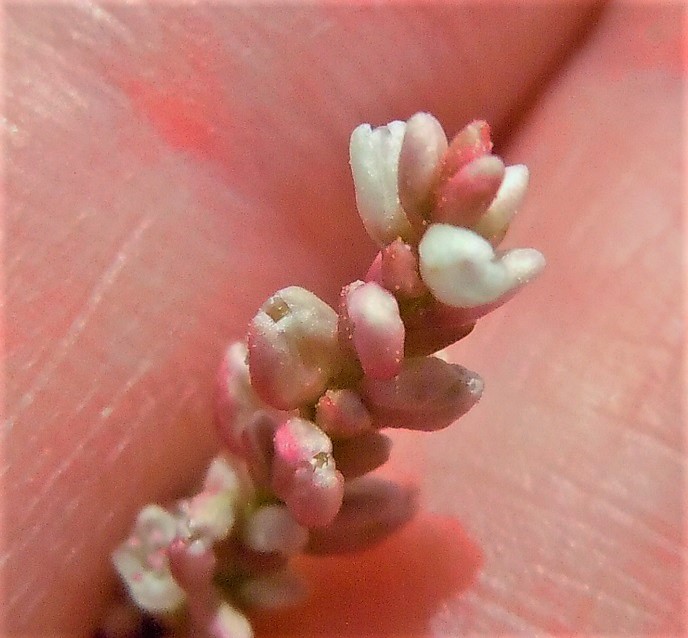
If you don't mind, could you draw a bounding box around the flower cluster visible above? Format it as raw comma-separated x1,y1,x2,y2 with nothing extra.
106,113,544,637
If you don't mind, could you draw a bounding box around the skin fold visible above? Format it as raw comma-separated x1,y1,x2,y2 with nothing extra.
2,2,684,635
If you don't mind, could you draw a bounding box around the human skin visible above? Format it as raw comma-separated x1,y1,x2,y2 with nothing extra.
3,2,684,636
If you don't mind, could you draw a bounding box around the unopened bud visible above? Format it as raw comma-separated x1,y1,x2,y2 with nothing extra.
473,164,530,244
339,281,405,380
380,239,428,299
306,477,418,555
418,224,545,308
349,120,414,245
433,155,505,228
247,287,341,410
437,119,492,186
361,356,483,431
242,504,308,555
398,112,448,220
315,388,372,439
271,417,344,527
332,431,392,480
209,602,254,638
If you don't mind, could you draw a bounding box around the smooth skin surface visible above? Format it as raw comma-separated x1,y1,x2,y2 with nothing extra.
3,2,684,635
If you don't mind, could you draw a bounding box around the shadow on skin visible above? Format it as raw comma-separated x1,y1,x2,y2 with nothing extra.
251,514,483,637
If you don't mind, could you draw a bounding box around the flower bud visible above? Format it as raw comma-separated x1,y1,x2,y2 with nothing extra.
418,224,545,308
437,119,492,186
380,239,428,299
349,120,414,245
339,281,405,380
271,417,344,527
473,163,530,245
361,356,483,431
433,155,505,228
332,431,392,480
247,287,341,410
210,602,254,638
242,504,308,555
398,112,448,220
306,477,418,555
315,388,372,439
111,505,185,614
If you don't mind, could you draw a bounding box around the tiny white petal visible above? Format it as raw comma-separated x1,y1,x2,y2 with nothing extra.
419,224,544,308
474,164,529,241
203,455,243,495
242,504,308,555
134,505,178,551
112,546,185,614
350,121,413,245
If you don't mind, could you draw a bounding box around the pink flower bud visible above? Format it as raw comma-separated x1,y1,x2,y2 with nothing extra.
315,388,372,439
404,308,475,357
247,287,342,410
380,239,428,299
361,356,483,431
339,281,405,380
332,431,392,480
398,112,448,221
433,155,505,228
437,119,493,186
271,417,344,527
306,477,418,555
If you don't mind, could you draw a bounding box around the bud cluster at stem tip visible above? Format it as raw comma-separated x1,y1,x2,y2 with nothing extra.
107,112,545,638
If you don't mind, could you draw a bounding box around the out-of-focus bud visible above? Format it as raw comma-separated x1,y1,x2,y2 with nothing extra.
473,164,530,245
339,281,405,380
209,602,254,638
361,356,483,431
239,569,308,609
437,119,493,186
315,388,372,439
241,504,308,556
350,120,414,246
380,239,428,299
112,506,185,614
418,224,545,308
176,490,236,544
167,538,216,596
398,112,448,220
433,155,505,228
247,287,342,410
271,417,344,527
332,431,392,480
306,477,418,555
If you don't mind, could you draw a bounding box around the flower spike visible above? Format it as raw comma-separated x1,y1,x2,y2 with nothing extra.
108,112,544,638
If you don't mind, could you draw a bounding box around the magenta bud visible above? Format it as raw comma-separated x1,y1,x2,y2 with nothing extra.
339,281,405,380
306,477,418,555
433,155,505,228
332,431,392,480
271,418,344,527
361,356,483,431
381,239,428,299
315,388,372,439
247,287,342,410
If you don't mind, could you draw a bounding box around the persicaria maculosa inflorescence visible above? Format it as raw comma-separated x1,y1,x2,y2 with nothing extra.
106,113,544,638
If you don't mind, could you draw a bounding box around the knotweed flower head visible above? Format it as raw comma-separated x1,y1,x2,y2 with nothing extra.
107,112,544,638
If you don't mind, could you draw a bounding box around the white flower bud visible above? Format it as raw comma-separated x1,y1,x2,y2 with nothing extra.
350,120,413,245
418,224,545,308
